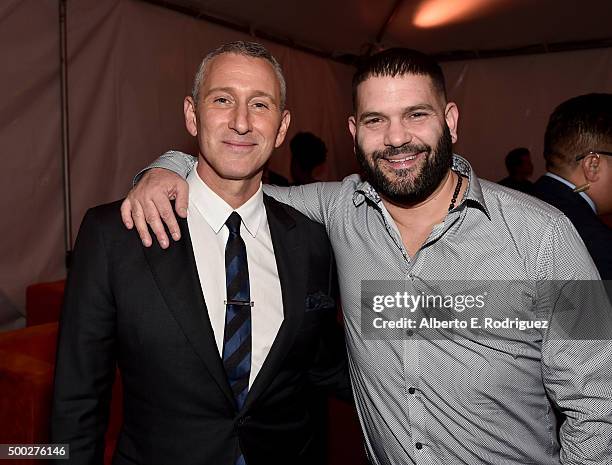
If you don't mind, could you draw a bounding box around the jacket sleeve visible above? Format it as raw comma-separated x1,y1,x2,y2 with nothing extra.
51,208,117,465
133,149,347,228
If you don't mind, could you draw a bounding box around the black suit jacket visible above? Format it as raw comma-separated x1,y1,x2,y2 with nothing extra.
51,195,349,465
532,175,612,279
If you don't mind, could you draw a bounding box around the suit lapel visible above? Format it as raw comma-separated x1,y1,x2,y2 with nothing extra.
243,195,307,410
143,217,235,408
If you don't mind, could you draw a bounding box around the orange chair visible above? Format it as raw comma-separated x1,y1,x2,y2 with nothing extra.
0,323,122,465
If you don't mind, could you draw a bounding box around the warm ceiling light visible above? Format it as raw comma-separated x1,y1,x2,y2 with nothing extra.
413,0,492,28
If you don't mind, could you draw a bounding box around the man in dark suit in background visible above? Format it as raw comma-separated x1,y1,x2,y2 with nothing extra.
51,41,349,465
532,93,612,279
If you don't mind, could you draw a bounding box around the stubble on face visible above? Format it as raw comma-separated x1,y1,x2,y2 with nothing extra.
190,54,287,183
356,123,454,206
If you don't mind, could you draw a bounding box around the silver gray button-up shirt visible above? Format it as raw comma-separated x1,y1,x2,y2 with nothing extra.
149,152,612,464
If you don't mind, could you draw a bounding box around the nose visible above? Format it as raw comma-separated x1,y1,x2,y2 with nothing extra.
384,119,412,148
229,103,252,135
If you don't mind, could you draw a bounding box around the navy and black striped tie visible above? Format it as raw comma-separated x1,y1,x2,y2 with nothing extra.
223,212,252,412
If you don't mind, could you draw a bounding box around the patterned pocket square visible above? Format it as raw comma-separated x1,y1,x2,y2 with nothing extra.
305,291,336,312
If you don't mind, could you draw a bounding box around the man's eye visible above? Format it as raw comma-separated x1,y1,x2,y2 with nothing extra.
252,102,269,109
213,97,230,104
364,118,382,125
409,112,427,119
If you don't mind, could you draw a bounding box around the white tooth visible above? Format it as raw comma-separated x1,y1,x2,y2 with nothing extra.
388,155,416,163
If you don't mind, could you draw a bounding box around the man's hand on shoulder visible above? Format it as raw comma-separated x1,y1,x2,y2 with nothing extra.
120,168,189,249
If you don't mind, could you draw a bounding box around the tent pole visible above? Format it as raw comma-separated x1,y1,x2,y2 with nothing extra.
59,0,73,268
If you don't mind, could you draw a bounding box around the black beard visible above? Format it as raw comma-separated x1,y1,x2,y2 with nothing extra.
356,125,454,205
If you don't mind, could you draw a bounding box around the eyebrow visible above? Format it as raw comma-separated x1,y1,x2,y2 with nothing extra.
358,104,436,122
358,111,384,122
205,87,277,103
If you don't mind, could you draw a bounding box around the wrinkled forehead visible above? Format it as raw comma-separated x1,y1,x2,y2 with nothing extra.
208,53,278,81
202,53,283,101
354,73,445,113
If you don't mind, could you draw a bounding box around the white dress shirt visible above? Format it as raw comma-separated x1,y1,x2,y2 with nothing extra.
187,165,284,388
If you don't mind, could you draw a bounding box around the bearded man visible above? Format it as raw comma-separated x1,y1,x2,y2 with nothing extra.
120,48,612,464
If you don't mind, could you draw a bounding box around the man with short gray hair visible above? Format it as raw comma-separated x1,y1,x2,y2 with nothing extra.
51,41,349,465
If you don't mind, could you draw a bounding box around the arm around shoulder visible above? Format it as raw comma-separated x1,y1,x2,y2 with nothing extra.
133,150,196,185
263,180,347,226
122,151,195,248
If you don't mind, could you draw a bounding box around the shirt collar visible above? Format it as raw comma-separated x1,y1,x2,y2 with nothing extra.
352,154,489,217
544,172,597,213
187,163,264,237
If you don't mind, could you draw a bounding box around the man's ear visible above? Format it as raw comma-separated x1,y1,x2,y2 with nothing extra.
184,96,198,137
348,115,357,140
274,110,291,148
445,102,459,143
348,116,358,154
581,153,601,183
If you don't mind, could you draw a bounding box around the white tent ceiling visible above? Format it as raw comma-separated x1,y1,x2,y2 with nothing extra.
143,0,612,60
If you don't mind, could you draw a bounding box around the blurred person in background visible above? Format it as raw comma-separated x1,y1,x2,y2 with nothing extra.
289,132,328,185
498,147,534,193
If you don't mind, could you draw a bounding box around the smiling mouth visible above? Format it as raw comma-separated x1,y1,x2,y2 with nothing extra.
378,151,428,169
222,140,258,153
224,141,257,147
373,150,430,175
384,154,419,163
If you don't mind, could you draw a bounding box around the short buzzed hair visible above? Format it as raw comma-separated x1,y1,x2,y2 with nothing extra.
191,41,287,110
351,48,447,111
543,93,612,170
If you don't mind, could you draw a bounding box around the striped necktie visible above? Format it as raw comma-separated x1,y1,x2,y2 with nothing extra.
222,212,252,411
